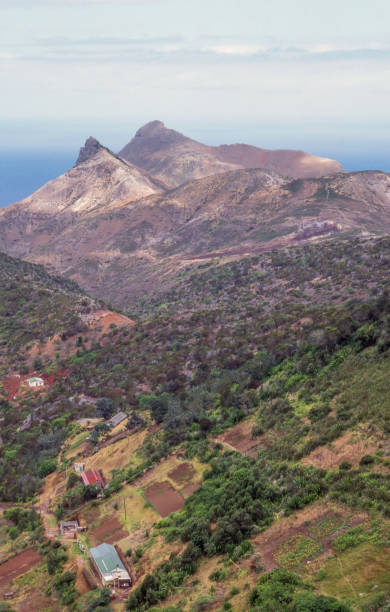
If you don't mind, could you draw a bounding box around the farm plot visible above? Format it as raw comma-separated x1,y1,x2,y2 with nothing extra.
168,462,196,486
168,462,202,498
84,428,148,473
217,418,265,457
89,515,129,546
145,481,184,517
39,469,67,508
301,429,380,469
0,550,41,587
318,542,390,609
253,501,367,573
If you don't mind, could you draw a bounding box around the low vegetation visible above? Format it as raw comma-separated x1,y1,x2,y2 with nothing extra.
2,238,390,610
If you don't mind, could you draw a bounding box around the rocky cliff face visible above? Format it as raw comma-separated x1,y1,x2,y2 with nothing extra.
76,136,107,165
119,121,344,186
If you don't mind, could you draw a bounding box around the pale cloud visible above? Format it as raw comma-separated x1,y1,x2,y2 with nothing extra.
1,0,390,154
0,0,157,4
4,33,390,64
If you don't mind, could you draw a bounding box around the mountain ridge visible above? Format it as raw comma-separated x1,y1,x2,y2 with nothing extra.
5,141,167,217
3,124,390,611
1,165,390,306
119,120,344,186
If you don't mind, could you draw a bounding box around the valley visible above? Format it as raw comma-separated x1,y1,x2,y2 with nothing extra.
1,122,390,611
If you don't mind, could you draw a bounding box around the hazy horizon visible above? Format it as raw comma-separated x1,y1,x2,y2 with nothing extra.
2,0,390,205
1,119,389,207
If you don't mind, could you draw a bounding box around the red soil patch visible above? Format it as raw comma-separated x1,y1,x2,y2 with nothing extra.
2,369,67,400
218,421,264,457
0,550,41,587
41,369,68,386
90,516,129,546
182,482,201,498
2,375,21,400
168,462,196,486
145,481,184,517
90,310,135,335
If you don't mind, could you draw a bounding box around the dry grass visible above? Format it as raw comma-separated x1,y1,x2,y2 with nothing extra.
318,542,390,610
301,427,380,469
85,428,148,474
11,563,60,612
162,553,257,611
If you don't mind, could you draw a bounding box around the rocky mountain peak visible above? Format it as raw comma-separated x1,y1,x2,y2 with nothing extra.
134,120,166,137
76,136,106,165
119,121,344,187
132,120,189,148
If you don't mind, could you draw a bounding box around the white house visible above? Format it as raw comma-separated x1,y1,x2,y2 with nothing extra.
27,377,44,388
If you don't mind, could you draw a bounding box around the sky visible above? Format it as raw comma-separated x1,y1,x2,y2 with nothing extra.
1,0,390,204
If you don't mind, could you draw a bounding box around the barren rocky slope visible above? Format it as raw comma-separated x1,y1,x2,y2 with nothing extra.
119,120,344,186
7,137,166,216
1,161,390,306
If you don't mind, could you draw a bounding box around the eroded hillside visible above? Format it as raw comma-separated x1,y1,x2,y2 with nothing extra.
1,166,390,307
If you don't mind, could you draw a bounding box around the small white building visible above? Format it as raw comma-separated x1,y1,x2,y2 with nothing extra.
27,377,44,388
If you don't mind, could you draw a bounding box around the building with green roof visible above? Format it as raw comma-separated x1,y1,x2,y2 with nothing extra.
89,543,131,589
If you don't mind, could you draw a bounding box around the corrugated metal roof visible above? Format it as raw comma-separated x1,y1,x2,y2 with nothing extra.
90,543,126,575
81,468,105,487
108,412,127,427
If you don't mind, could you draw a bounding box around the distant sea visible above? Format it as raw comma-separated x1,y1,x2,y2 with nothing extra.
0,151,75,207
0,150,389,208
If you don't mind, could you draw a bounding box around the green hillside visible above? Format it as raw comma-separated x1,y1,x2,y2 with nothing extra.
1,238,390,611
0,252,95,374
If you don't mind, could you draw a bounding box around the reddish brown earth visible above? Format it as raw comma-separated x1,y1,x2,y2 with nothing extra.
168,462,196,486
41,369,68,386
74,557,93,595
2,375,21,400
90,516,129,545
2,370,68,400
0,550,41,587
182,482,201,498
218,421,265,457
88,310,135,334
145,481,185,517
1,160,390,308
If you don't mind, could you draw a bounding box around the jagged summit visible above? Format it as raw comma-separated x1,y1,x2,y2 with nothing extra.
3,135,166,216
76,136,106,165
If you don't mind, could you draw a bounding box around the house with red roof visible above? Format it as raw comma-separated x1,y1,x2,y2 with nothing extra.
81,468,106,490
